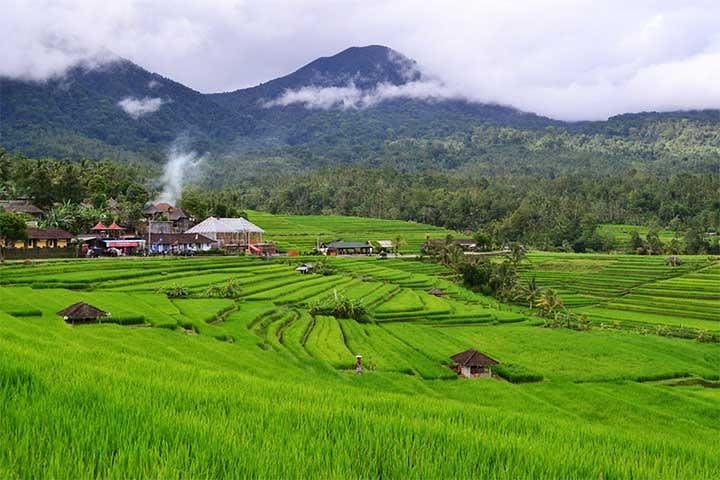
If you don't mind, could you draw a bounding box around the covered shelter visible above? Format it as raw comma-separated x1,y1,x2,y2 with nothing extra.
450,349,499,378
323,241,373,256
58,302,109,324
185,217,266,252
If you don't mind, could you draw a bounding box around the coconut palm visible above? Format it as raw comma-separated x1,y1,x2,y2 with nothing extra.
535,288,564,318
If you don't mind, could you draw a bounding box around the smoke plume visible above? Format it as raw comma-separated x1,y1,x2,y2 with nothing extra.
155,146,205,206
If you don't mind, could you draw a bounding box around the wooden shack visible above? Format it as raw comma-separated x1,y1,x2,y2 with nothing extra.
450,349,499,378
58,302,109,324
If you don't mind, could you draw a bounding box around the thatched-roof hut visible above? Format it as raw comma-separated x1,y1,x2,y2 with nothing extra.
451,349,499,378
58,302,108,324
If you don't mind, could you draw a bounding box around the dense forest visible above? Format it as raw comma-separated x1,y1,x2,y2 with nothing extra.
1,144,717,254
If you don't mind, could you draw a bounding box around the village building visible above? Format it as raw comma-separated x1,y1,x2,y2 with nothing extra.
83,221,145,256
0,199,44,219
321,241,373,256
185,217,274,254
58,302,109,324
91,222,126,238
7,227,73,249
450,349,499,378
149,233,216,254
143,202,192,233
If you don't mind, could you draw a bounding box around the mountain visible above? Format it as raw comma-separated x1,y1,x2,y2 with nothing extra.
208,45,422,110
1,44,719,171
0,58,252,160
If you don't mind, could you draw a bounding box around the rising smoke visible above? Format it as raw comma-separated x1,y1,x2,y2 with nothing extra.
154,145,205,206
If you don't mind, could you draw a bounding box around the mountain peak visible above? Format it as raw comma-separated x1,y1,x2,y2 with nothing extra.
287,45,421,90
212,45,422,108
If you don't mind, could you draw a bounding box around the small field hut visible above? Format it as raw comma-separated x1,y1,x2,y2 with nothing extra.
58,302,109,324
450,349,499,378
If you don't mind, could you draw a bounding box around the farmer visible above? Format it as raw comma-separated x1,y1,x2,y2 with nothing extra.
354,354,363,374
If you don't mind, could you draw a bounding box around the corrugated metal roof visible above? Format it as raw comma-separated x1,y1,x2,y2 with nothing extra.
185,217,264,234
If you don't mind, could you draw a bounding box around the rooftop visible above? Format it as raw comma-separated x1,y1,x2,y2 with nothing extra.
186,217,264,234
26,227,73,240
57,302,108,320
0,200,43,215
451,349,499,367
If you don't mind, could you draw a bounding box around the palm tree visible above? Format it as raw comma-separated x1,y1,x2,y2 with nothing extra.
515,276,541,309
535,288,564,318
393,235,406,256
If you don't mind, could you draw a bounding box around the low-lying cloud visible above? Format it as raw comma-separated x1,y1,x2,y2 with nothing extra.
117,96,164,119
265,80,460,110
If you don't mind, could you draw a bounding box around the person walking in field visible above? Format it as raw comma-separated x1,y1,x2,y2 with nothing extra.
355,355,363,374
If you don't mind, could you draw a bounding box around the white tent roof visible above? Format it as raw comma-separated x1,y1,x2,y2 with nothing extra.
185,217,264,234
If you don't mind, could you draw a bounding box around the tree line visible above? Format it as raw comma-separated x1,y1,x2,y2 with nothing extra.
1,147,718,255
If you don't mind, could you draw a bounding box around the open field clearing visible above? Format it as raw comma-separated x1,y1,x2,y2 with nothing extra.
0,254,719,478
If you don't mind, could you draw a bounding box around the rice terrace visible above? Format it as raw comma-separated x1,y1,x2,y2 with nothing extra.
1,211,719,478
3,2,720,478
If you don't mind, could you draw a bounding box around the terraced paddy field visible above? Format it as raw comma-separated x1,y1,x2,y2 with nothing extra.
596,223,679,248
248,211,458,252
1,254,719,478
522,252,720,331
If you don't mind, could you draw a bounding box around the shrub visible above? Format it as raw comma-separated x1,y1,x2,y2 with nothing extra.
158,284,189,298
204,279,242,298
310,289,367,321
495,364,543,383
8,309,42,317
102,316,146,326
635,371,691,383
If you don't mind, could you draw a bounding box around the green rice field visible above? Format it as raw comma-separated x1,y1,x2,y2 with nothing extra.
0,252,718,478
248,211,458,252
521,252,720,331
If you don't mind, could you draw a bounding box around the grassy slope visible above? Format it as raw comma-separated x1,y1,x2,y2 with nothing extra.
0,255,719,477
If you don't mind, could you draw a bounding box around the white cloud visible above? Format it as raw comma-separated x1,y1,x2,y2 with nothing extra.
3,1,720,120
265,80,460,110
117,96,164,119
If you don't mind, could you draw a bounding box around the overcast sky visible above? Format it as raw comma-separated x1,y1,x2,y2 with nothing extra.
5,0,720,120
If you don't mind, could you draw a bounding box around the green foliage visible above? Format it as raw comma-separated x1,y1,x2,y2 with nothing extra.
203,279,242,298
0,210,27,243
494,364,544,383
310,289,368,321
158,284,189,299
